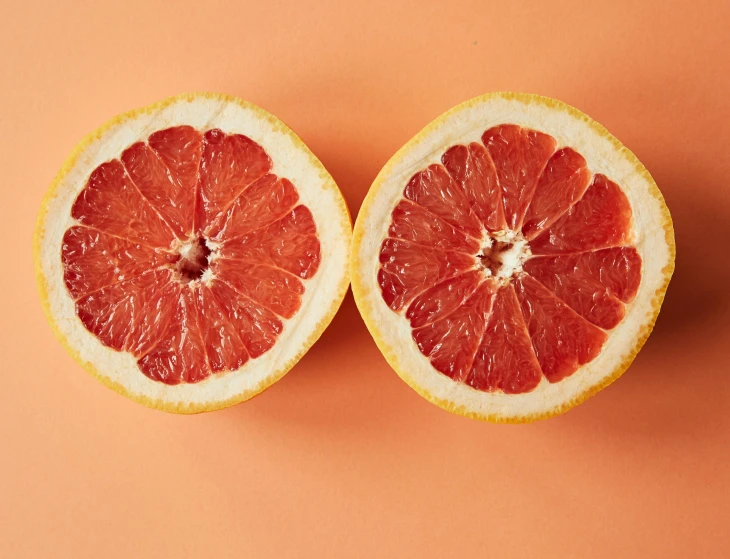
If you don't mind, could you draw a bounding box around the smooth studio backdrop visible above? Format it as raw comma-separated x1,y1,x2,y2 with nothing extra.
1,1,729,557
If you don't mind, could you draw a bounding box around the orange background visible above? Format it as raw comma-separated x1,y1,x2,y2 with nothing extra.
2,1,729,557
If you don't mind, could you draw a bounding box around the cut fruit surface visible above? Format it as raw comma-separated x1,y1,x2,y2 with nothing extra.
35,93,351,413
351,92,674,422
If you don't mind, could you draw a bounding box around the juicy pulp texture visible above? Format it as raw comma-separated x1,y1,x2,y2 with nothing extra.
62,126,321,385
377,124,642,394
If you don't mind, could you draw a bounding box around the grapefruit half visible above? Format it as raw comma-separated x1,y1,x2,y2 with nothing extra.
35,93,351,413
351,93,674,422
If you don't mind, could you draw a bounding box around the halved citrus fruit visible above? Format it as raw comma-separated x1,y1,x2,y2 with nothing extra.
351,93,675,422
35,93,351,413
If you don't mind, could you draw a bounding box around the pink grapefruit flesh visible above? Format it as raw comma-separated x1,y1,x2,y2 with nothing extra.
61,126,321,386
377,124,642,395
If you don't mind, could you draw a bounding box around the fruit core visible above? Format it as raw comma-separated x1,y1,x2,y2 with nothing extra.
477,232,529,280
173,237,213,283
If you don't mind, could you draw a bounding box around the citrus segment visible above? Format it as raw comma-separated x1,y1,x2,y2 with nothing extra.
387,200,479,253
196,129,272,231
206,174,298,241
148,125,205,203
193,284,249,373
406,271,483,328
208,280,283,358
211,259,305,319
403,165,483,237
466,285,542,394
529,173,633,255
62,226,176,299
218,205,321,279
138,287,210,384
441,142,507,232
482,124,557,230
121,128,202,239
74,269,177,354
412,280,497,381
36,93,351,412
71,160,177,248
123,278,181,357
513,274,607,382
521,148,591,239
378,238,475,311
523,248,641,329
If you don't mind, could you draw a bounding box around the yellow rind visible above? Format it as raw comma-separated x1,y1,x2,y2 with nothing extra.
351,92,675,423
34,92,352,414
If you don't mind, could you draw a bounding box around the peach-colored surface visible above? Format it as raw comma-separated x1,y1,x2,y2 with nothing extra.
2,1,729,557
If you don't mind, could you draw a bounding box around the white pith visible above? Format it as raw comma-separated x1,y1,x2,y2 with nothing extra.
477,229,530,280
37,95,351,408
353,94,672,419
177,238,202,260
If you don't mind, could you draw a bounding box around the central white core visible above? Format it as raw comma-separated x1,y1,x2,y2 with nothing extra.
477,230,531,280
171,236,219,284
